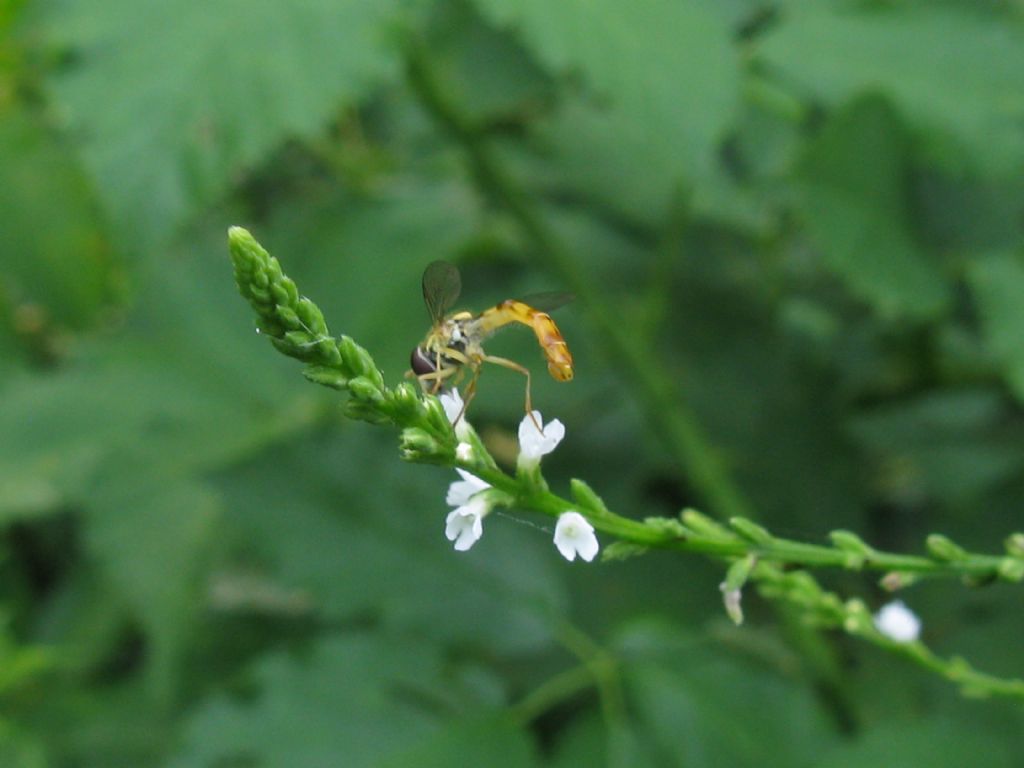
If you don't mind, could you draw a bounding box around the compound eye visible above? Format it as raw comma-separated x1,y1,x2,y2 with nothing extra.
410,347,436,376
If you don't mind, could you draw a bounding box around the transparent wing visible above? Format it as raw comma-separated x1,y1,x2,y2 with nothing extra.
516,291,574,313
422,261,462,323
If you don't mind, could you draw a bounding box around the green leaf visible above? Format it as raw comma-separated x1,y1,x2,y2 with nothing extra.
86,470,219,698
378,716,537,768
170,636,446,768
473,0,740,218
43,0,407,248
817,719,1013,768
549,713,652,768
758,7,1024,173
617,622,839,767
848,388,1024,503
968,253,1024,403
216,431,566,654
0,369,140,525
795,94,949,318
638,225,867,528
0,108,118,328
0,227,317,703
429,0,553,123
0,724,47,768
30,681,179,767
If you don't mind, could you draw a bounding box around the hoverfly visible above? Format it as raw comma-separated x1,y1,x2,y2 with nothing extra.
409,261,574,428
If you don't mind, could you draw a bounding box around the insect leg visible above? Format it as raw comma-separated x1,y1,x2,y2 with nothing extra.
422,345,471,394
481,354,543,432
416,365,460,392
414,345,471,396
430,349,444,393
454,366,481,428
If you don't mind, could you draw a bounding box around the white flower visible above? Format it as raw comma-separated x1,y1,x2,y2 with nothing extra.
444,469,491,551
445,496,488,551
439,389,472,441
446,468,490,506
439,388,463,423
553,511,599,562
874,600,921,643
517,411,566,471
455,442,474,462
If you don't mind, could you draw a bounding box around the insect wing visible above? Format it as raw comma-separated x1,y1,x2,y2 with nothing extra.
516,291,575,314
422,260,462,323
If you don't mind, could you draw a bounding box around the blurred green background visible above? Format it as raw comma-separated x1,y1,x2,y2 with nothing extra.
3,0,1024,765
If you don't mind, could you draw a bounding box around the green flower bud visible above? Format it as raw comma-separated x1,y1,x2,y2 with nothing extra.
387,381,424,422
348,376,384,404
283,330,313,350
680,508,731,540
302,365,349,390
344,399,390,425
829,530,875,569
275,305,301,329
879,571,919,592
729,517,773,545
926,534,967,562
843,598,873,635
399,427,442,461
271,280,298,307
997,557,1024,583
422,393,451,435
296,297,328,337
723,554,757,593
641,516,688,538
570,478,610,515
601,541,649,562
338,335,382,387
829,530,874,556
1004,533,1024,558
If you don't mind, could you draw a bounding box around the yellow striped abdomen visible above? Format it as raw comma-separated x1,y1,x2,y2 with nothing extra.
532,312,573,381
487,300,574,382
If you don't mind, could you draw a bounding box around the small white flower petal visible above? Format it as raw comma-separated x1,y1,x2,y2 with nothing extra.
439,389,472,440
517,411,566,469
439,389,464,424
446,468,490,507
554,511,599,562
719,584,743,626
455,442,474,462
445,498,486,551
874,600,921,643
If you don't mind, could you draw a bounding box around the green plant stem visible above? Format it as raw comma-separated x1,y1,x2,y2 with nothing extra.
904,646,1024,699
405,41,754,523
461,461,1011,581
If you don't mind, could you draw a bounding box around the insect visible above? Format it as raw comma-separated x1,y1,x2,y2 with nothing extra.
409,260,574,428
